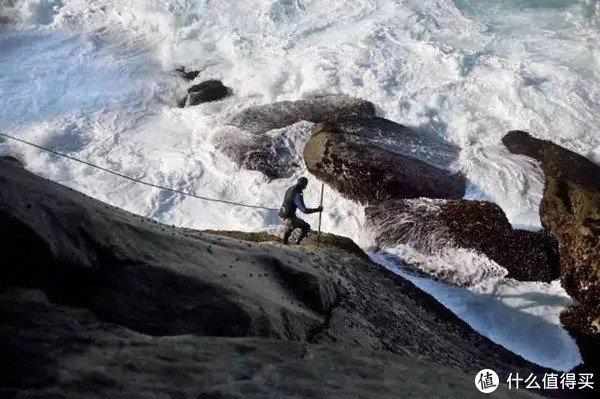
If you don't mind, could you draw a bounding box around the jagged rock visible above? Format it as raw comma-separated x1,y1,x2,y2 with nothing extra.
0,157,547,388
187,79,230,105
304,122,466,203
503,130,600,371
366,198,559,283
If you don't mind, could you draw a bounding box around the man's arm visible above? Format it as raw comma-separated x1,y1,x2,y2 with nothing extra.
294,193,323,214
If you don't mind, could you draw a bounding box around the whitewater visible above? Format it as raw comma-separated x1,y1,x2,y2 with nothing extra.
1,0,599,371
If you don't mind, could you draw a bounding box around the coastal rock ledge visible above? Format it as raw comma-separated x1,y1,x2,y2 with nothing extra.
0,157,545,397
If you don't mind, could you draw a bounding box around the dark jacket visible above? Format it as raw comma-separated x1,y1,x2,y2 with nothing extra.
279,184,318,218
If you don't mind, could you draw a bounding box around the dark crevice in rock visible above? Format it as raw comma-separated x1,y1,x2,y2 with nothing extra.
556,180,574,215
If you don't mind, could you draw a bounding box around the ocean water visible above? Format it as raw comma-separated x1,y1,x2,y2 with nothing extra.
1,0,598,371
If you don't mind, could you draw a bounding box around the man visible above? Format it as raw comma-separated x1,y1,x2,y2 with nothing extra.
279,177,323,245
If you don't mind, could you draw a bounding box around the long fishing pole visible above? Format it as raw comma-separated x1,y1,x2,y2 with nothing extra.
317,182,324,245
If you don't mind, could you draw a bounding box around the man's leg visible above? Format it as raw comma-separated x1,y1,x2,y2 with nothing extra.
295,217,311,244
282,218,295,244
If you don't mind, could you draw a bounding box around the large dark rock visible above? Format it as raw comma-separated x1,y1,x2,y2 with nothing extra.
503,130,600,371
213,95,375,178
304,122,466,203
227,94,376,134
1,288,540,398
0,158,333,340
175,66,201,81
187,79,230,106
214,95,464,182
0,155,23,168
0,157,548,394
212,121,312,179
366,198,559,283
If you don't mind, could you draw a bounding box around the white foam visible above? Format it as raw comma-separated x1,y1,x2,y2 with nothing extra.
371,250,582,371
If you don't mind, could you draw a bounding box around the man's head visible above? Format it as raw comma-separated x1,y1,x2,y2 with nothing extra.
297,177,308,190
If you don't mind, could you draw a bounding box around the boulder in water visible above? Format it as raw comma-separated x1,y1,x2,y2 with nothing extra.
175,66,201,81
187,80,230,105
215,95,463,183
213,94,376,178
212,121,312,179
227,94,376,134
366,198,559,283
503,130,600,371
304,122,466,203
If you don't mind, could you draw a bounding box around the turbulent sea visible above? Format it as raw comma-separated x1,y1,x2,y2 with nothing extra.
1,0,599,371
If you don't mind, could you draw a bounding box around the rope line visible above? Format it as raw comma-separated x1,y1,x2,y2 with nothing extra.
0,133,279,212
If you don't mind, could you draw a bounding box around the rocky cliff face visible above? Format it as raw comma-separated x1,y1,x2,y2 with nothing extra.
0,157,547,397
503,130,600,372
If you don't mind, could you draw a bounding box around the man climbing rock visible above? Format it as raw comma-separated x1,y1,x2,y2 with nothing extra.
279,177,323,244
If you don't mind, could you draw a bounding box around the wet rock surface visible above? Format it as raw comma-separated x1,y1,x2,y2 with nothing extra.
187,79,230,105
366,198,559,282
1,288,542,399
503,130,600,372
227,94,376,134
175,67,201,81
214,94,464,184
304,122,466,203
213,95,375,178
0,158,549,396
212,121,313,179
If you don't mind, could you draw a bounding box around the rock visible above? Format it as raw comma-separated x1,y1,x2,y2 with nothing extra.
1,289,541,399
212,95,376,178
0,155,24,168
304,123,466,204
177,96,187,108
212,121,312,179
0,157,546,386
227,94,376,134
216,95,463,182
366,198,559,283
204,230,369,260
0,158,334,340
186,79,230,105
174,66,201,81
503,130,600,371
